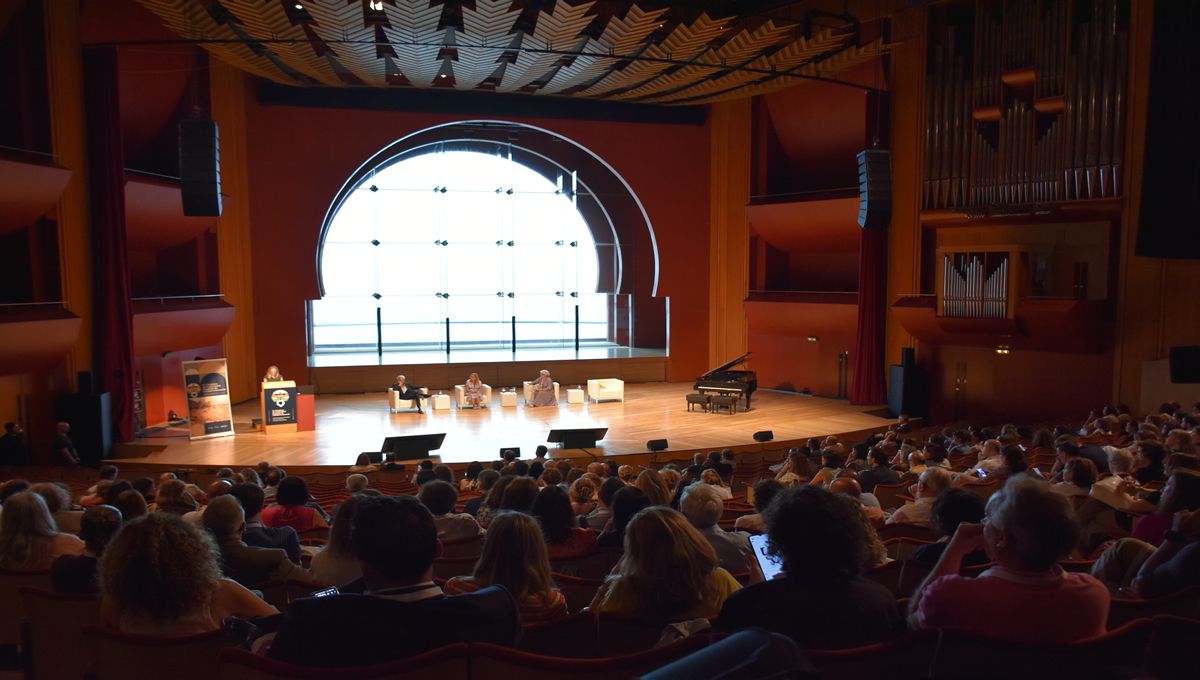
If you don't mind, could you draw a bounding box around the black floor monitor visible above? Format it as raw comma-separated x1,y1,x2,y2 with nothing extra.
380,433,447,460
547,427,609,449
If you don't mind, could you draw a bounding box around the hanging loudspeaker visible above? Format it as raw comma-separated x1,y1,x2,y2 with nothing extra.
179,119,222,217
857,149,892,229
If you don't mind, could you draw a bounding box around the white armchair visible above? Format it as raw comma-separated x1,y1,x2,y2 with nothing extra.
387,387,428,412
523,380,560,405
587,378,625,402
454,383,492,408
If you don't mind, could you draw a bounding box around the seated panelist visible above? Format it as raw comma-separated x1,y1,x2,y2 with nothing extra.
391,374,430,414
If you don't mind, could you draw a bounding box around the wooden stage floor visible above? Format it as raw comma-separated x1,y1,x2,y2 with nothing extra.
131,383,895,467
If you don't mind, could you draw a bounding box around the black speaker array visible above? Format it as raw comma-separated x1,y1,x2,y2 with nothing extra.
179,119,223,217
646,439,669,452
857,149,892,229
1169,346,1200,384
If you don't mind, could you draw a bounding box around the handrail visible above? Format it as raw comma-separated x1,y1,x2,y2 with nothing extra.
131,294,224,304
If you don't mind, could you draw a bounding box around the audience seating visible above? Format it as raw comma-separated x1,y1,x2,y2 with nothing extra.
875,524,939,543
19,587,99,680
518,611,598,658
1145,615,1200,680
550,550,616,580
297,527,330,543
454,383,492,408
585,379,624,403
219,642,469,680
471,637,709,680
552,573,604,614
806,629,939,680
1107,586,1200,629
0,570,51,647
439,534,484,559
255,579,322,610
84,626,234,680
871,483,912,512
431,556,478,581
961,479,1002,501
882,537,935,561
930,618,1155,680
594,612,671,657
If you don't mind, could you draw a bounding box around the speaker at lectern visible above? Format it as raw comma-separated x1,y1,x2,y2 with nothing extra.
261,380,298,434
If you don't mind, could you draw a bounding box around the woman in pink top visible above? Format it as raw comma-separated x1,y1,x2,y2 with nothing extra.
262,477,328,534
909,475,1110,644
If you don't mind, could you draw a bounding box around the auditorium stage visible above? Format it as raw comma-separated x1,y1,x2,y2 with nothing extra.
129,383,895,468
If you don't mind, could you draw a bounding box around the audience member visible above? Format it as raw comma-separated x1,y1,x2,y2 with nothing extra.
909,475,1109,644
203,495,318,587
859,448,900,493
1133,441,1168,485
593,507,741,621
808,450,843,487
30,482,81,534
152,479,198,516
265,496,520,667
910,489,989,568
498,476,538,513
474,474,514,525
734,479,782,534
887,468,952,527
131,477,155,503
586,477,623,532
99,513,277,635
228,483,301,562
419,480,483,541
0,421,28,465
635,469,672,506
445,511,568,624
1052,458,1098,499
464,469,500,516
681,483,761,582
597,487,650,549
830,477,886,525
700,467,733,500
348,453,379,473
1132,473,1200,546
618,465,636,484
460,461,484,491
0,492,84,570
531,485,596,559
569,477,598,515
239,468,262,487
311,492,374,587
85,465,119,495
112,489,148,520
262,476,329,533
716,486,905,648
52,504,122,594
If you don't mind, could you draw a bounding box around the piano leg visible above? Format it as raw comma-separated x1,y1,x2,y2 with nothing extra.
744,392,751,412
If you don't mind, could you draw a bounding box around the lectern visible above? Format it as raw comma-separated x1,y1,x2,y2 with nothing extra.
261,380,298,434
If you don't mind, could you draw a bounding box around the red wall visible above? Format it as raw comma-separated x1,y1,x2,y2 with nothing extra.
240,95,711,383
137,341,224,426
746,299,858,396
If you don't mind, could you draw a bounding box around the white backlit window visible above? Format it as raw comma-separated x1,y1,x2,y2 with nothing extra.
312,150,609,352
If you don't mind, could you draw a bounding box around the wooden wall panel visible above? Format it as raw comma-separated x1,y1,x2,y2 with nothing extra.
310,357,667,395
708,100,752,368
209,61,259,403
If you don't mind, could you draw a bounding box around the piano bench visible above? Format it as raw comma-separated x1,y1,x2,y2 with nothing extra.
709,394,739,415
686,393,711,412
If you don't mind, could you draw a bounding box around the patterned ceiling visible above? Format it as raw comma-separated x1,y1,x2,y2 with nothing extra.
133,1,886,105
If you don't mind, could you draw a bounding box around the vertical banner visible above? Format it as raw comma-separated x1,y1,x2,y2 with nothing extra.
263,384,298,426
183,359,235,440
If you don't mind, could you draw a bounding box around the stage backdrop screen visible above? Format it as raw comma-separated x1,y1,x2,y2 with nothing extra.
183,359,235,440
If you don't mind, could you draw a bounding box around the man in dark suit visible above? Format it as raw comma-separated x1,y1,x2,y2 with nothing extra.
390,374,430,413
266,495,520,667
203,495,318,587
0,422,28,465
859,447,901,493
230,482,302,561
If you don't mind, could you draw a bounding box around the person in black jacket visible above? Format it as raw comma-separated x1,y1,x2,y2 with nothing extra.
266,495,519,667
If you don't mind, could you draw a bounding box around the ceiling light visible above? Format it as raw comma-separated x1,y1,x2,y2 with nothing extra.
996,345,1011,355
369,0,384,10
294,3,303,9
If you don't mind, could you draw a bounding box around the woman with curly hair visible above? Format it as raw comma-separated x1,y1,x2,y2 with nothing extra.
0,492,84,571
98,513,276,635
568,477,597,515
592,506,741,621
445,511,568,623
715,486,905,648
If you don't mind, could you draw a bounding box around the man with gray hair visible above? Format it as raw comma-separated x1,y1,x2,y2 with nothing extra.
1090,449,1155,513
203,495,318,587
346,474,369,493
888,467,952,527
680,482,762,583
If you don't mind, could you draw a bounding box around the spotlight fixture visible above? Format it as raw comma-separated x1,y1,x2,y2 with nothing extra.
806,336,819,342
996,345,1011,355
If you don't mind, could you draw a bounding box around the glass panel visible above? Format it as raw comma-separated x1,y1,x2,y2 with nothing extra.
377,244,441,295
321,244,376,296
445,244,504,296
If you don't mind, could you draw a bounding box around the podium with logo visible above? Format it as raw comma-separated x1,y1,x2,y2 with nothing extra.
261,381,298,434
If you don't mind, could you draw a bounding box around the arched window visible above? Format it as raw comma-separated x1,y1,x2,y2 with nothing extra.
312,148,610,353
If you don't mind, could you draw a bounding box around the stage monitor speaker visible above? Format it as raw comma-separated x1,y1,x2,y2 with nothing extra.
1169,346,1200,383
753,431,773,442
646,439,668,452
548,427,609,449
857,149,892,229
379,433,446,460
887,364,927,418
179,119,223,217
363,451,384,464
1136,0,1200,259
56,392,112,465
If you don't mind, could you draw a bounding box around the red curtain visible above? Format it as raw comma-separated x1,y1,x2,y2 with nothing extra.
849,225,887,405
84,48,136,442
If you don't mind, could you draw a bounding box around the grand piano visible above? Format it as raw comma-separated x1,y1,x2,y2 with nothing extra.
694,352,757,412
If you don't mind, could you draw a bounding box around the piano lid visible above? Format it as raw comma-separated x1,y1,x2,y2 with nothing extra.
700,352,752,378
